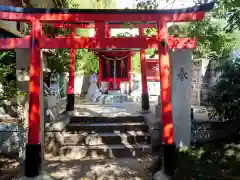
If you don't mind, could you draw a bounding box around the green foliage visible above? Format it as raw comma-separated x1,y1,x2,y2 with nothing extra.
0,51,20,100
168,19,236,61
208,58,240,122
62,0,115,9
136,0,159,9
132,52,140,72
119,0,235,64
76,49,99,74
42,23,99,75
213,0,240,32
175,143,240,179
45,0,120,75
45,49,70,73
46,48,99,75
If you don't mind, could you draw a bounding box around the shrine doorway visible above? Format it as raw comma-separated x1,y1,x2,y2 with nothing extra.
96,50,133,93
102,58,128,90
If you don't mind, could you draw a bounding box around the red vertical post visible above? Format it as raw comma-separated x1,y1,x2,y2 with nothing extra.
157,20,177,176
105,24,111,91
95,21,106,39
139,28,150,111
25,20,42,177
106,24,111,37
96,21,107,88
66,28,76,111
128,55,132,94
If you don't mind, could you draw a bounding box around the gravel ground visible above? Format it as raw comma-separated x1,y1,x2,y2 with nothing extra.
0,154,157,180
43,154,156,180
0,154,22,180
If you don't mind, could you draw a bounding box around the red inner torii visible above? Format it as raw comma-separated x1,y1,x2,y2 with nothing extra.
53,23,196,97
0,3,214,178
52,22,197,111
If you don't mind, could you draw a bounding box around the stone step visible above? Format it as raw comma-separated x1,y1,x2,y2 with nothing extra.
63,132,151,146
96,94,133,104
60,144,152,159
66,122,149,133
70,116,145,124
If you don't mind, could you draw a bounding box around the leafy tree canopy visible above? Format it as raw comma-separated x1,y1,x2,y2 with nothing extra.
214,0,240,32
208,58,240,122
0,51,19,100
168,19,236,62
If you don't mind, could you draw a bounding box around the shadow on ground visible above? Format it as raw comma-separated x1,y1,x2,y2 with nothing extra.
44,156,153,180
2,141,240,180
0,154,21,180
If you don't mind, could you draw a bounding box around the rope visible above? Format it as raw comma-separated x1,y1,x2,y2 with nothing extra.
101,53,130,61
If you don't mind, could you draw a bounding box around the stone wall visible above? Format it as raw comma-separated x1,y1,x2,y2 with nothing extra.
191,63,201,105
191,120,239,144
189,59,220,106
200,59,219,105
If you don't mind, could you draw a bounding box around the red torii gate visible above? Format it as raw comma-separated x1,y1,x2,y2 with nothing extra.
52,22,197,111
0,3,214,178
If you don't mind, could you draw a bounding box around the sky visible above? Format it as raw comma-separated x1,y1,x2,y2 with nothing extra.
116,0,196,9
111,0,197,36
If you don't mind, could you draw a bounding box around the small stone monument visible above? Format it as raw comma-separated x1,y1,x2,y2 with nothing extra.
86,73,101,102
49,72,60,97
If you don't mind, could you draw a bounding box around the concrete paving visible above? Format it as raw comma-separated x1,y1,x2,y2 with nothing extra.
73,101,158,126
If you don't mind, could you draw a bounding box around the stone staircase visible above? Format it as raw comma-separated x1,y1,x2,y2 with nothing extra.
60,115,151,159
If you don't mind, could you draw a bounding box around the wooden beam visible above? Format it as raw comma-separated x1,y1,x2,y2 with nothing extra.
0,36,31,49
39,36,196,49
52,23,157,29
0,11,206,22
0,36,196,49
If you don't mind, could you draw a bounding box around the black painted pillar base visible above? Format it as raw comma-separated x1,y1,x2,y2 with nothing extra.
191,107,194,120
25,144,41,177
66,94,75,111
162,143,178,176
141,93,150,111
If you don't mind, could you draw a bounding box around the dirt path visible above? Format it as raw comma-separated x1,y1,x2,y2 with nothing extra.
0,154,155,180
0,154,22,180
43,155,154,180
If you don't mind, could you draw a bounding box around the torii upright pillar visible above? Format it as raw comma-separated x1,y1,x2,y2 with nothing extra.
66,28,76,111
25,20,42,177
140,49,150,111
158,21,177,176
139,28,150,111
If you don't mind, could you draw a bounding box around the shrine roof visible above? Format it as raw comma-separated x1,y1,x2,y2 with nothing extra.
0,2,214,14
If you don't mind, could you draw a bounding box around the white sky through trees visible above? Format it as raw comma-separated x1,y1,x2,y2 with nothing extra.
116,0,196,9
